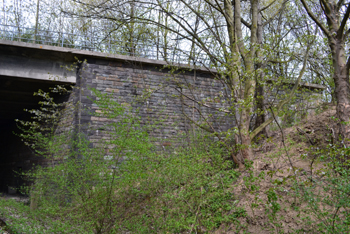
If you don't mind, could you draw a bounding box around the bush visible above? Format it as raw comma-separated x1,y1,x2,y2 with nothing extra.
3,86,244,233
295,144,350,233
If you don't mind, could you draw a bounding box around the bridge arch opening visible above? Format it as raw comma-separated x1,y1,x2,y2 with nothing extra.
0,75,72,194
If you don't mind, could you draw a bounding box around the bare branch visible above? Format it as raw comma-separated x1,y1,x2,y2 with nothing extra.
234,0,246,59
175,88,231,113
338,4,350,37
337,0,346,11
346,54,350,71
262,0,288,27
268,56,294,64
319,0,332,15
180,105,214,133
260,0,279,12
300,0,332,38
345,28,350,38
241,18,251,29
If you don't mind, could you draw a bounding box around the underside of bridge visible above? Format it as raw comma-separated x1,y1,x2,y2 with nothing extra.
0,75,71,194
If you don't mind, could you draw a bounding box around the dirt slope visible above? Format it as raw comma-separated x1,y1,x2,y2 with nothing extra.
218,107,337,233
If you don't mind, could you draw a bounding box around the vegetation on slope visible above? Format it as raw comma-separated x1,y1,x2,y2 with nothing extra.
0,89,349,233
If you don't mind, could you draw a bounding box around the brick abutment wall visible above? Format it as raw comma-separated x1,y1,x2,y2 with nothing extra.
77,61,233,148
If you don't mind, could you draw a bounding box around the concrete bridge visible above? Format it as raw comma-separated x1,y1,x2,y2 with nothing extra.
0,40,325,194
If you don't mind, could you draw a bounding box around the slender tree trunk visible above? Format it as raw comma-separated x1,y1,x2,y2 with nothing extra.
255,84,267,136
34,0,40,42
254,2,268,139
130,1,135,56
2,0,6,25
240,110,253,162
224,0,246,168
157,11,161,60
238,0,259,164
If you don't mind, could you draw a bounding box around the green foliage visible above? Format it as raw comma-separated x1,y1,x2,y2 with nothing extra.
118,138,241,233
295,144,350,233
265,188,281,219
3,86,245,233
15,85,72,160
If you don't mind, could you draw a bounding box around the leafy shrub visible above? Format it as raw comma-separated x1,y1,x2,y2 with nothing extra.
295,144,350,233
3,86,244,233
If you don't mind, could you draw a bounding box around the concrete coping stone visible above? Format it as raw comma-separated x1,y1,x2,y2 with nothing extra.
0,39,215,73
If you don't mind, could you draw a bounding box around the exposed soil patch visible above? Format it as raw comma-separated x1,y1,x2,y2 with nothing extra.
220,106,338,233
290,106,336,148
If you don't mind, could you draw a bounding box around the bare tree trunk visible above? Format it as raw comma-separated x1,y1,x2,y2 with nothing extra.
2,0,6,25
254,2,268,139
157,11,160,60
14,0,21,41
331,40,350,143
130,0,135,56
254,83,267,137
34,0,40,42
240,110,253,162
224,0,246,168
234,0,259,165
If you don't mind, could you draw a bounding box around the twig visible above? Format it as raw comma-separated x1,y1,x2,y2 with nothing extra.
189,187,203,234
296,127,315,145
269,107,296,176
175,88,231,113
330,128,335,145
332,206,340,232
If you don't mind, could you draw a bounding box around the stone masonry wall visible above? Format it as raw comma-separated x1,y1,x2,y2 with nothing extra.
76,59,234,149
